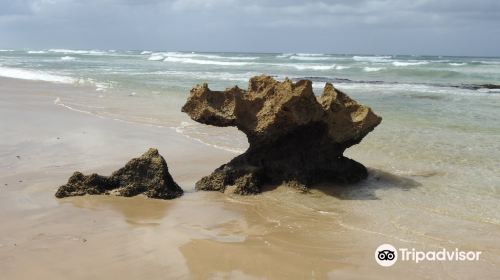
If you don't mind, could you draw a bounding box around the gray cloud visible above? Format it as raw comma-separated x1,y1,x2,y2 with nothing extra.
0,0,499,55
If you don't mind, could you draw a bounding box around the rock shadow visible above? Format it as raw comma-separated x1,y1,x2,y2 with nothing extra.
308,168,422,200
258,167,422,200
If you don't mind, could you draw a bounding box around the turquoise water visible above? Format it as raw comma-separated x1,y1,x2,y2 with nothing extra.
1,49,500,92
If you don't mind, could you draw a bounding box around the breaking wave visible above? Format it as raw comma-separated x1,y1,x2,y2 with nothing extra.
392,61,430,67
61,56,77,61
0,66,75,84
162,56,254,66
353,55,392,63
48,49,107,55
363,67,384,72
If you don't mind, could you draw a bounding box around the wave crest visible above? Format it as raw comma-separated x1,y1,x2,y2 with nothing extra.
0,66,75,84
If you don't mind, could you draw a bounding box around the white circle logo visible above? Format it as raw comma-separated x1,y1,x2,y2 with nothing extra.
375,244,398,267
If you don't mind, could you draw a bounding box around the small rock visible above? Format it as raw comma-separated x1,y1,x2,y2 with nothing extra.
55,148,183,200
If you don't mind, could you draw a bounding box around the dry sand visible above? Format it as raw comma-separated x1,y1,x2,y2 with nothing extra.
0,77,498,279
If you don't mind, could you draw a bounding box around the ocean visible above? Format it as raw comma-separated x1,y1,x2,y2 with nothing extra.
0,49,499,277
0,49,499,153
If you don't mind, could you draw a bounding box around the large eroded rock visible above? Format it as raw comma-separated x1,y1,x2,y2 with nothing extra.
55,148,183,199
182,75,382,194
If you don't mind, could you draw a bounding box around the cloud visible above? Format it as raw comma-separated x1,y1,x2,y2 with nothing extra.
0,0,34,15
0,0,499,55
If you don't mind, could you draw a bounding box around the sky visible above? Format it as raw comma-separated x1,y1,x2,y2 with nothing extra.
0,0,499,56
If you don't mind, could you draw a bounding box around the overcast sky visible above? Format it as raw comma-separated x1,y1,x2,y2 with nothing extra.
1,0,499,56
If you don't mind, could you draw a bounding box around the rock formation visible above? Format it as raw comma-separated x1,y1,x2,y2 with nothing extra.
55,148,183,199
182,75,382,194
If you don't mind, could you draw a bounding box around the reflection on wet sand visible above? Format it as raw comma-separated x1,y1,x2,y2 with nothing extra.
2,166,498,279
60,195,173,226
53,187,363,279
178,194,345,279
48,168,480,279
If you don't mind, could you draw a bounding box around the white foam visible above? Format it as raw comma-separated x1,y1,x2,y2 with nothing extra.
474,60,500,65
91,79,114,92
477,88,500,93
150,51,258,61
61,56,76,61
141,51,153,55
289,55,331,61
169,52,258,60
152,70,256,82
353,55,392,63
392,61,429,67
291,64,336,71
27,50,47,54
224,56,259,60
335,65,350,70
276,53,294,58
0,66,75,83
449,63,466,66
363,67,384,72
95,82,112,92
148,54,165,61
164,52,221,59
163,56,253,66
295,53,326,57
48,49,106,55
0,49,14,52
277,53,327,59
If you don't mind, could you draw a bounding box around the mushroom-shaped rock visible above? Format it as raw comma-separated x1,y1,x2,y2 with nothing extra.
55,148,183,199
182,75,382,194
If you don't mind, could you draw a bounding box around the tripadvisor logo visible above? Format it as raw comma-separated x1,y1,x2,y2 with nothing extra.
375,244,482,267
375,244,397,267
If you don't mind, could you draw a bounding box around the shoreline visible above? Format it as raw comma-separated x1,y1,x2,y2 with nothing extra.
0,76,235,188
0,77,499,279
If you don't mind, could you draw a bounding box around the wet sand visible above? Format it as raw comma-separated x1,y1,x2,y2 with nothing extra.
0,77,499,279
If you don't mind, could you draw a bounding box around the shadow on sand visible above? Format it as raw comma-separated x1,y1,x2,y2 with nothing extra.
312,168,423,200
260,167,423,200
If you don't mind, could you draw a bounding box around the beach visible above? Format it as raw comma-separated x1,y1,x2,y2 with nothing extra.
0,50,499,279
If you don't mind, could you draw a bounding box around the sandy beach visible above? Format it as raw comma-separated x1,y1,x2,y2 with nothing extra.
0,77,499,279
